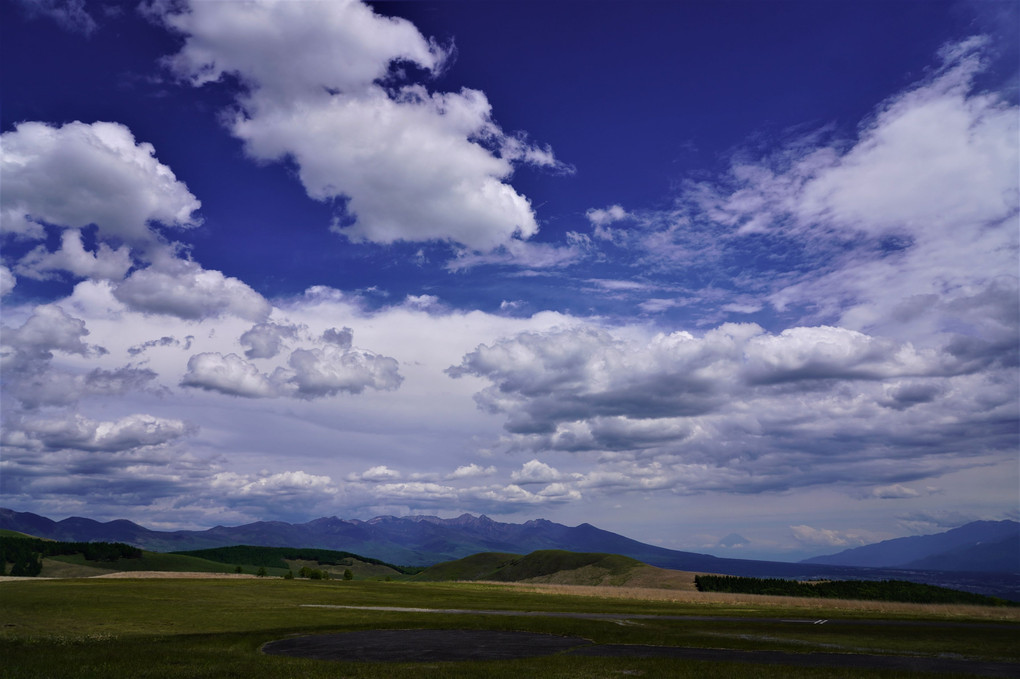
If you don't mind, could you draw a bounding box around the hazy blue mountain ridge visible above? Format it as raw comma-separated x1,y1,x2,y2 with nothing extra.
801,520,1019,572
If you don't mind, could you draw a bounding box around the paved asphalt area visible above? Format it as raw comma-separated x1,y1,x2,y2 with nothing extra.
262,629,1020,677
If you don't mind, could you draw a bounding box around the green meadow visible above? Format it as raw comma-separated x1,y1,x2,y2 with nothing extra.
2,577,1018,678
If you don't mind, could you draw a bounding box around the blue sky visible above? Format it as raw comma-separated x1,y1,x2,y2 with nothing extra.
1,0,1017,561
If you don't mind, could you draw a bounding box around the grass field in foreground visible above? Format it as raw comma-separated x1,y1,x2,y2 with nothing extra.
1,578,1017,678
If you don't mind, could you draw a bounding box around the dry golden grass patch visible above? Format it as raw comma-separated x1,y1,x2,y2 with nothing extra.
490,580,1020,621
518,563,700,589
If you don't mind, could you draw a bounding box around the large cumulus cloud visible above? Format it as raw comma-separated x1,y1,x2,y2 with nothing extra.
181,324,402,399
155,0,563,253
0,121,200,243
448,323,957,435
113,257,271,322
449,321,1017,494
2,413,193,453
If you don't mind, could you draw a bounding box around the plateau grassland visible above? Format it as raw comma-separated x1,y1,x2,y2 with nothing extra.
1,577,1017,678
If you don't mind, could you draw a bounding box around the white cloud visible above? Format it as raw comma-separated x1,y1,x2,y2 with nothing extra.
347,465,402,482
448,319,1015,495
587,204,630,228
16,230,133,282
790,524,874,548
280,343,402,399
403,295,441,311
372,481,457,501
536,482,581,500
741,325,946,384
1,303,97,361
680,37,1017,345
3,413,193,453
0,265,14,297
447,237,589,270
180,353,276,398
181,325,403,400
210,470,335,498
795,38,1015,239
587,204,632,242
638,298,681,313
241,87,540,251
450,322,958,434
13,0,96,35
113,258,271,321
159,0,445,98
157,0,561,253
510,459,564,484
447,463,496,480
869,484,921,499
0,121,200,243
240,322,299,359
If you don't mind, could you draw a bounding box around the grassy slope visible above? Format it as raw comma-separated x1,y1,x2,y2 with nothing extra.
0,529,42,539
492,550,642,581
411,552,522,581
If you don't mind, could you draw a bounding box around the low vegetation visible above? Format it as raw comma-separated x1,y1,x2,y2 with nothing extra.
1,578,1017,678
695,574,1017,607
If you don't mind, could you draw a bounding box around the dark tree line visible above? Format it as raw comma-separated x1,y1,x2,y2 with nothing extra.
173,545,417,573
694,574,1015,606
0,536,142,577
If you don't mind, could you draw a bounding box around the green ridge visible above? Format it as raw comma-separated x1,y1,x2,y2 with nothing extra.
412,549,643,582
171,545,416,574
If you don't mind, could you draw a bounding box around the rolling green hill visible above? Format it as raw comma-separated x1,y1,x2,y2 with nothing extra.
0,529,42,539
3,536,413,579
172,545,415,577
1,535,240,577
48,551,240,575
413,549,651,585
410,551,522,581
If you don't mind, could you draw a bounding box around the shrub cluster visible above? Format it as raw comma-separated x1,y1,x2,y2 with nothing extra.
0,536,142,577
694,574,1015,606
298,565,330,580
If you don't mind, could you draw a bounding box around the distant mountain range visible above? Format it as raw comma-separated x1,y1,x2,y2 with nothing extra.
801,520,1019,572
2,508,1016,599
0,507,742,570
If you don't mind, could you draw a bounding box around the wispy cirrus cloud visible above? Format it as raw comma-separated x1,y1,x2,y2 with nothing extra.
13,0,96,35
586,37,1017,343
